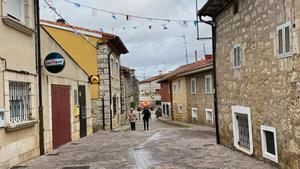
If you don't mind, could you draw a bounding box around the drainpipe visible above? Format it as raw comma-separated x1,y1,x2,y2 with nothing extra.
169,81,174,120
107,50,113,130
199,16,220,144
34,0,45,154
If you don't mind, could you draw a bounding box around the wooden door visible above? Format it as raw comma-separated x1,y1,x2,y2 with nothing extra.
51,85,71,149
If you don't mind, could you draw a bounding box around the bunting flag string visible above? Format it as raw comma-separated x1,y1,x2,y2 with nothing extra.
64,0,198,25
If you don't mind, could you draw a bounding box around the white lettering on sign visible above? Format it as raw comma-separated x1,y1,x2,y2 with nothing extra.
45,58,65,67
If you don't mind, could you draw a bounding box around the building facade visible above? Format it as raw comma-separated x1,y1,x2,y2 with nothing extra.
40,20,128,131
120,66,139,125
41,27,93,152
160,81,172,119
199,0,300,168
0,0,39,168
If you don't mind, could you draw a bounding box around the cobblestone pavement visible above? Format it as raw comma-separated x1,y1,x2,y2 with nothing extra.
19,116,277,169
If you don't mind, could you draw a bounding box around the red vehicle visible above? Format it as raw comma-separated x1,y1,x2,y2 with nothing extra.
137,101,151,111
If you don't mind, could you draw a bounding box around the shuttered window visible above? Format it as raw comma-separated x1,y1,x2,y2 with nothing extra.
190,78,196,94
261,125,278,163
9,82,30,123
233,45,242,68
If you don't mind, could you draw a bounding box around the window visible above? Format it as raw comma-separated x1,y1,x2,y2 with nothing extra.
178,80,182,93
173,84,177,93
7,0,22,21
74,90,78,105
205,109,213,123
232,106,253,155
233,45,242,68
177,104,183,113
116,62,119,77
9,82,30,123
191,78,196,94
192,107,197,119
0,108,4,127
205,75,212,94
261,125,278,163
277,21,293,57
113,97,117,116
233,0,239,14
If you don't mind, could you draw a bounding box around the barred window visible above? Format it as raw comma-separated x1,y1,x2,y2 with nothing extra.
9,82,30,123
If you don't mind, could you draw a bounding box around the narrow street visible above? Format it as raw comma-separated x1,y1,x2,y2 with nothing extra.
19,116,276,169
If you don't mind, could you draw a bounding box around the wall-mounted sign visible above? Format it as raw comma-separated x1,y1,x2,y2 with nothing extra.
44,52,65,73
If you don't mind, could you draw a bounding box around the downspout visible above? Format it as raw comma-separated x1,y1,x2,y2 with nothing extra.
34,0,45,154
199,16,220,144
169,81,174,120
107,50,113,130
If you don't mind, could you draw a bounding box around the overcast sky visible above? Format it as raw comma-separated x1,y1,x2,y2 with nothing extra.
40,0,212,80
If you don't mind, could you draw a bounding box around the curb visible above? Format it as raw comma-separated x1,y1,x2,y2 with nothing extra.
158,118,195,128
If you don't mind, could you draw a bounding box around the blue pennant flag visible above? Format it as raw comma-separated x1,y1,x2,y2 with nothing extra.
74,3,80,8
112,13,117,20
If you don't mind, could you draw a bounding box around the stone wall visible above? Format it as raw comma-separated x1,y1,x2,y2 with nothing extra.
186,70,214,127
215,0,300,168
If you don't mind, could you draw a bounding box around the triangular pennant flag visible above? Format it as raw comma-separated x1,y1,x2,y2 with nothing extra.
178,20,189,27
91,8,97,16
126,15,129,20
123,27,126,30
112,13,117,20
133,26,138,29
149,25,152,29
162,24,168,30
194,21,198,27
74,3,80,8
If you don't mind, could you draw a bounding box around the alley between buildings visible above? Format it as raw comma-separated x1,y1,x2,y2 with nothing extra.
18,116,276,169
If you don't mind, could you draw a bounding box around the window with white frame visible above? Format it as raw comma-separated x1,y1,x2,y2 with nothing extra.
205,75,212,94
205,109,213,123
116,62,119,77
7,0,23,21
177,104,183,113
178,80,182,93
233,45,242,68
9,82,30,123
232,106,253,155
192,107,197,119
191,78,196,94
261,125,278,163
277,21,293,57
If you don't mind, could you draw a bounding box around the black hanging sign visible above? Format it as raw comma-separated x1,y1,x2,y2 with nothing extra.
44,52,65,73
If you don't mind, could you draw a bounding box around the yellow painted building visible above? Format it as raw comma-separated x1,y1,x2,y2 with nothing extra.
171,77,188,122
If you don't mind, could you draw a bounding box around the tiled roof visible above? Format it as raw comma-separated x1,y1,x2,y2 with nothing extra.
159,58,213,82
40,19,116,39
139,73,168,83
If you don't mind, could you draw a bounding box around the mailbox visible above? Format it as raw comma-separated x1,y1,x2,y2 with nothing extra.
0,108,4,127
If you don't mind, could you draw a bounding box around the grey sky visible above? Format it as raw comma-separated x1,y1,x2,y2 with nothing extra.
40,0,211,80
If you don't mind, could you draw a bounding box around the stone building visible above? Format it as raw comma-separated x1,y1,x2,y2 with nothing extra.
0,0,39,168
120,66,139,125
40,27,92,151
199,0,300,168
40,20,128,131
159,80,172,119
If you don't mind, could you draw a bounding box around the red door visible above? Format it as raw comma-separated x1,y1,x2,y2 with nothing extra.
51,85,71,149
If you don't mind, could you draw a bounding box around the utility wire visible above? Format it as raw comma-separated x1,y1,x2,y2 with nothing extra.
64,0,197,23
43,0,98,49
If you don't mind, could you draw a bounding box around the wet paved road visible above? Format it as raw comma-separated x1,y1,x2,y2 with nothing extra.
19,117,277,169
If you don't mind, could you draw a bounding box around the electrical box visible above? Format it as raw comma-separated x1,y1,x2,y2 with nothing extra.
0,108,4,127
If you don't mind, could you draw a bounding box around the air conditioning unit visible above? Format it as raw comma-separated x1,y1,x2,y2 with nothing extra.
0,108,4,127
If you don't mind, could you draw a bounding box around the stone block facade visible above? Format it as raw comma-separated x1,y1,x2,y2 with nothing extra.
204,0,300,168
186,70,214,127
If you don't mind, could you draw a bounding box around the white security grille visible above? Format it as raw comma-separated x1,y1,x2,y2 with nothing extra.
9,82,30,123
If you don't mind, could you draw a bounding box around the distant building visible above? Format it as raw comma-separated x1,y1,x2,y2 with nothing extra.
120,66,139,125
159,79,172,119
139,74,167,108
159,56,213,124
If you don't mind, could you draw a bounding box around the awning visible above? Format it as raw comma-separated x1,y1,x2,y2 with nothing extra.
197,0,233,18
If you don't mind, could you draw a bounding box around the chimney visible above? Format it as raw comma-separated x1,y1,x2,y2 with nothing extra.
56,19,66,24
205,54,213,60
195,50,198,62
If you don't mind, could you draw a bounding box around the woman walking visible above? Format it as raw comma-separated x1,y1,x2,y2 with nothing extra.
128,108,137,131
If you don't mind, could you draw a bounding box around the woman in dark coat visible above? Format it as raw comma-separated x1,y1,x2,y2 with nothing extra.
155,107,162,119
142,107,151,130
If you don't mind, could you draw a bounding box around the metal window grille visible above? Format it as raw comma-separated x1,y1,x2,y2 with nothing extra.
236,114,250,149
9,82,30,123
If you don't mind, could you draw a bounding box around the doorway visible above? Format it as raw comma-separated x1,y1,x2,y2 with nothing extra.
78,85,87,138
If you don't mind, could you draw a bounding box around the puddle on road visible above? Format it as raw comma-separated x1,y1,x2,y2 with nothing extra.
130,132,165,169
